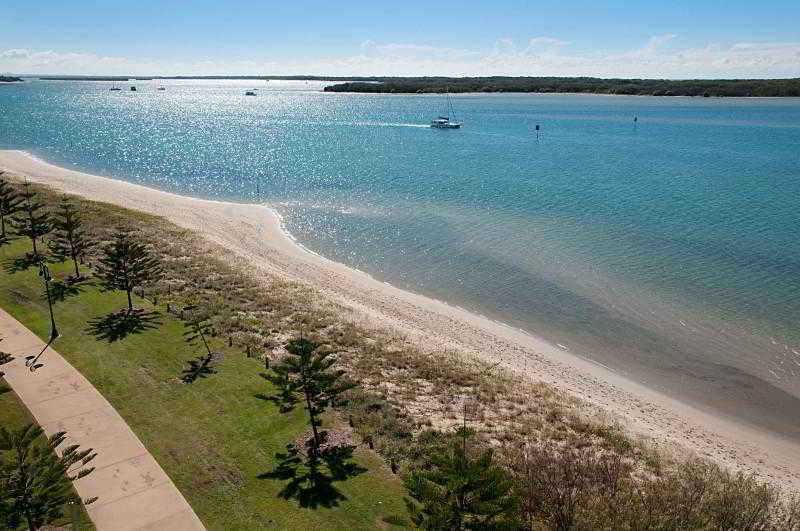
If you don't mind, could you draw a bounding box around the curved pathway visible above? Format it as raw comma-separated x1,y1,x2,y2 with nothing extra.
0,309,205,531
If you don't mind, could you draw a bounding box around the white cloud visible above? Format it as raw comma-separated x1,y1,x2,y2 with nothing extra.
365,42,477,60
1,49,31,58
528,37,570,49
2,36,800,78
640,33,677,55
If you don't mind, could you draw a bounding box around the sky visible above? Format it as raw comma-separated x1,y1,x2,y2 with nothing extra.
2,1,799,78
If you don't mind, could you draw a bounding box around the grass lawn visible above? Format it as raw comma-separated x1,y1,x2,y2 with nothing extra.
0,236,410,530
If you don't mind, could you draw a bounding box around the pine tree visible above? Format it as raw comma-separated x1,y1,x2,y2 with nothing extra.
268,337,355,456
404,428,522,531
50,197,94,279
0,173,23,239
13,180,51,255
0,424,98,531
95,232,162,312
183,305,214,358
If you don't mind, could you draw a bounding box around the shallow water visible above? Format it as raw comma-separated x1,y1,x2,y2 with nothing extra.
2,79,799,438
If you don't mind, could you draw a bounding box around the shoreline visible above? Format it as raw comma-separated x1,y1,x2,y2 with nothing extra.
21,79,800,99
2,149,799,491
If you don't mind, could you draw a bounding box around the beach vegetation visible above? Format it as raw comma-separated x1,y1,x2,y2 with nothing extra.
95,231,161,313
0,424,98,531
503,441,800,529
404,427,521,530
49,197,94,280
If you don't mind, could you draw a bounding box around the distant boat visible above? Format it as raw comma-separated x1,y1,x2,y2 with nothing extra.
157,86,166,91
109,85,121,91
430,89,461,129
130,86,137,92
245,90,257,96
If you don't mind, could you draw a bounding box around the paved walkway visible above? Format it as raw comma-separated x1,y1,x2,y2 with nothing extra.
0,309,206,531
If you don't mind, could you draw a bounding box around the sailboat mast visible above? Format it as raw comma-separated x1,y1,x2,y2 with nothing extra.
447,87,456,121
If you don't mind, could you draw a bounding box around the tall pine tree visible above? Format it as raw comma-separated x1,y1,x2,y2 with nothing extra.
268,337,354,456
0,173,23,239
50,197,94,279
95,232,162,312
404,428,522,531
14,180,51,256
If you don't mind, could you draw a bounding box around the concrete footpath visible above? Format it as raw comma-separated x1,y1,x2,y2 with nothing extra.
0,309,206,531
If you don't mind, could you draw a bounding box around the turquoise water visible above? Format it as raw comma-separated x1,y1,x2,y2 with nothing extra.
2,79,800,437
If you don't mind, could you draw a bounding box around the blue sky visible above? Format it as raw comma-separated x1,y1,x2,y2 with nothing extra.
2,1,799,77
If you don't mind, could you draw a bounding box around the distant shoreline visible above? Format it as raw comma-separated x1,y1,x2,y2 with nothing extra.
321,77,800,97
20,75,800,97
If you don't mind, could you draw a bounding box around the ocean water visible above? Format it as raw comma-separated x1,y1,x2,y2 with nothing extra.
2,79,800,438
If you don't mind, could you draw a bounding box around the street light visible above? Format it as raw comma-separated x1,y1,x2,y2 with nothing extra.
38,260,59,342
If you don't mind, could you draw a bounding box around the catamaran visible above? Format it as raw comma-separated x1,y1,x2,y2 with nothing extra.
430,89,461,129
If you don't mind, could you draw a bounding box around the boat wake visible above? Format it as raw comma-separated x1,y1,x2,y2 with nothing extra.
351,121,429,128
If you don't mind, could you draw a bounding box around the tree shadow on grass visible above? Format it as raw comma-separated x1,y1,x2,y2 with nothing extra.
257,439,366,509
3,252,43,273
0,350,13,379
254,372,299,413
48,278,93,303
86,309,163,342
181,352,221,383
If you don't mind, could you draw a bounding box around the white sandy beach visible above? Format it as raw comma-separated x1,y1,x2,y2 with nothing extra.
2,149,798,491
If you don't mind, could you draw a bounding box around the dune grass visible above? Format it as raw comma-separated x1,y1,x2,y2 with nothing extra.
0,236,409,530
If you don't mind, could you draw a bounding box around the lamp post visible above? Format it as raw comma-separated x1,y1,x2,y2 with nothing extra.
39,261,59,342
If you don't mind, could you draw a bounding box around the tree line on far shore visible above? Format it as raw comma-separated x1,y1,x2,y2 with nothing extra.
323,76,800,97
